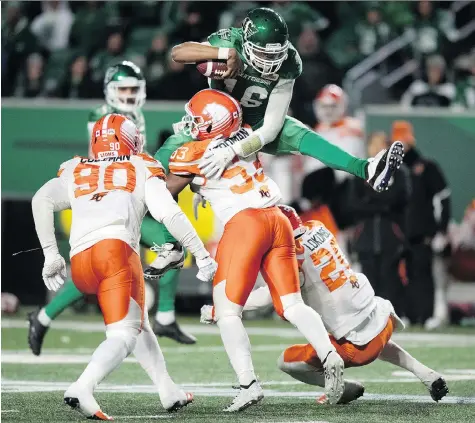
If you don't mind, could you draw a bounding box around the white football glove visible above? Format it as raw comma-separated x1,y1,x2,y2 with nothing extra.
42,252,67,292
200,304,216,325
432,232,449,254
196,256,218,282
198,145,235,179
192,193,207,220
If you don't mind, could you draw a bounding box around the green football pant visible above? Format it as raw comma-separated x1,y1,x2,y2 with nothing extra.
141,215,180,313
44,279,83,320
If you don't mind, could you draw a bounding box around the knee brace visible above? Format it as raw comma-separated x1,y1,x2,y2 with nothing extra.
213,280,243,321
105,325,139,354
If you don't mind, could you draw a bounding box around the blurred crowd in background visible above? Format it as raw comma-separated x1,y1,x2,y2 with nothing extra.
2,0,475,327
2,0,475,123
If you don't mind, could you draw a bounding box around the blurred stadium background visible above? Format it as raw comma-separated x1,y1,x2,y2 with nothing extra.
2,0,475,322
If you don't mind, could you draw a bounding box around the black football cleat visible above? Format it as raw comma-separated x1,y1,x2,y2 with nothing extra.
153,320,197,345
28,309,49,356
429,377,449,402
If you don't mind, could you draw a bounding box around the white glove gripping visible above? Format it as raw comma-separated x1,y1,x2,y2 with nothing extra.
192,193,207,220
196,256,218,282
200,304,216,325
42,252,67,292
198,145,236,179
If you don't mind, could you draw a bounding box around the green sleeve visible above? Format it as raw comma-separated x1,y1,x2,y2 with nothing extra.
278,44,302,80
207,28,237,48
208,28,244,60
154,132,191,174
88,105,108,123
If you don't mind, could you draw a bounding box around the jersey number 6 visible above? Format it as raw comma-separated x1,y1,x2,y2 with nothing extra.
73,162,136,198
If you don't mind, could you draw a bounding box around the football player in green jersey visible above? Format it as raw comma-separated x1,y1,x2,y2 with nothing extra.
144,8,404,281
28,62,196,357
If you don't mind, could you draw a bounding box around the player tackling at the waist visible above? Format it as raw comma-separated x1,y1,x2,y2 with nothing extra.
164,88,347,411
31,113,217,420
203,205,449,404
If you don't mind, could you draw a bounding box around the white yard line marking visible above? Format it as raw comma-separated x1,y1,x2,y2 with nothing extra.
2,380,474,404
1,410,19,413
3,318,475,345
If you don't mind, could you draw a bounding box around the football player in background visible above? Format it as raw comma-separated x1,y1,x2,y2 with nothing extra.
306,84,365,182
144,7,404,309
31,114,217,420
28,61,196,356
202,205,449,404
164,88,346,411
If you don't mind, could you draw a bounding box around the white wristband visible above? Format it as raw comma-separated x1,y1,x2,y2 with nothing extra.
218,47,230,60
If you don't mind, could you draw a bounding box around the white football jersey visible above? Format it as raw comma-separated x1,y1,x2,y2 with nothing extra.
304,117,365,182
169,129,281,225
57,153,165,257
297,220,394,344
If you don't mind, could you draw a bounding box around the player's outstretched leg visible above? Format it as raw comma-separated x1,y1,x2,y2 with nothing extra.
28,280,83,355
277,350,364,404
134,316,193,412
268,116,404,192
379,340,449,401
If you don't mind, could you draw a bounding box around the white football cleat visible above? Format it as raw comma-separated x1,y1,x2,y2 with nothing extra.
366,141,404,192
144,242,185,279
316,380,364,405
323,351,345,405
224,380,264,412
64,383,113,421
424,315,449,331
160,388,194,412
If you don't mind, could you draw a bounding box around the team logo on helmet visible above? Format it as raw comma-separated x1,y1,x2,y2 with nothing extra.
243,18,259,39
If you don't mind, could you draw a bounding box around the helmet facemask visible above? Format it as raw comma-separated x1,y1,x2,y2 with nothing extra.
243,40,288,75
242,16,289,76
105,77,146,113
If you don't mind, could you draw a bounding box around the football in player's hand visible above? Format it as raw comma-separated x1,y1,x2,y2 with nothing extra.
196,60,228,79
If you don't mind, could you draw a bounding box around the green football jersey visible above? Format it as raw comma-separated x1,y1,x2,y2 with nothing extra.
208,27,302,128
87,104,147,146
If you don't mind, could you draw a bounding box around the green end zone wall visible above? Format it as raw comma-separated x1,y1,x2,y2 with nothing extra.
1,99,185,198
365,106,475,222
2,101,474,221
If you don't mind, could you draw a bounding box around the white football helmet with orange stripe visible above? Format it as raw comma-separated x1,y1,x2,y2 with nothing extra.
174,89,243,140
314,84,347,125
90,114,144,159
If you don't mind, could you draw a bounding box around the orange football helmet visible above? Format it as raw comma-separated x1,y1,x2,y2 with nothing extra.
314,84,347,125
90,114,143,159
278,205,306,238
176,88,242,140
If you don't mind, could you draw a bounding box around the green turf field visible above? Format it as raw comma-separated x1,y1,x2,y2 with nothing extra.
2,312,475,422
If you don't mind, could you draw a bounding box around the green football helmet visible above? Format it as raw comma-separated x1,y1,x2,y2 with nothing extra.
242,8,289,76
104,61,146,113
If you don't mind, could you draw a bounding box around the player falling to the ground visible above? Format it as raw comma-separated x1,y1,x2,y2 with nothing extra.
28,61,196,354
163,88,347,411
145,6,404,287
31,114,217,420
202,206,449,404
